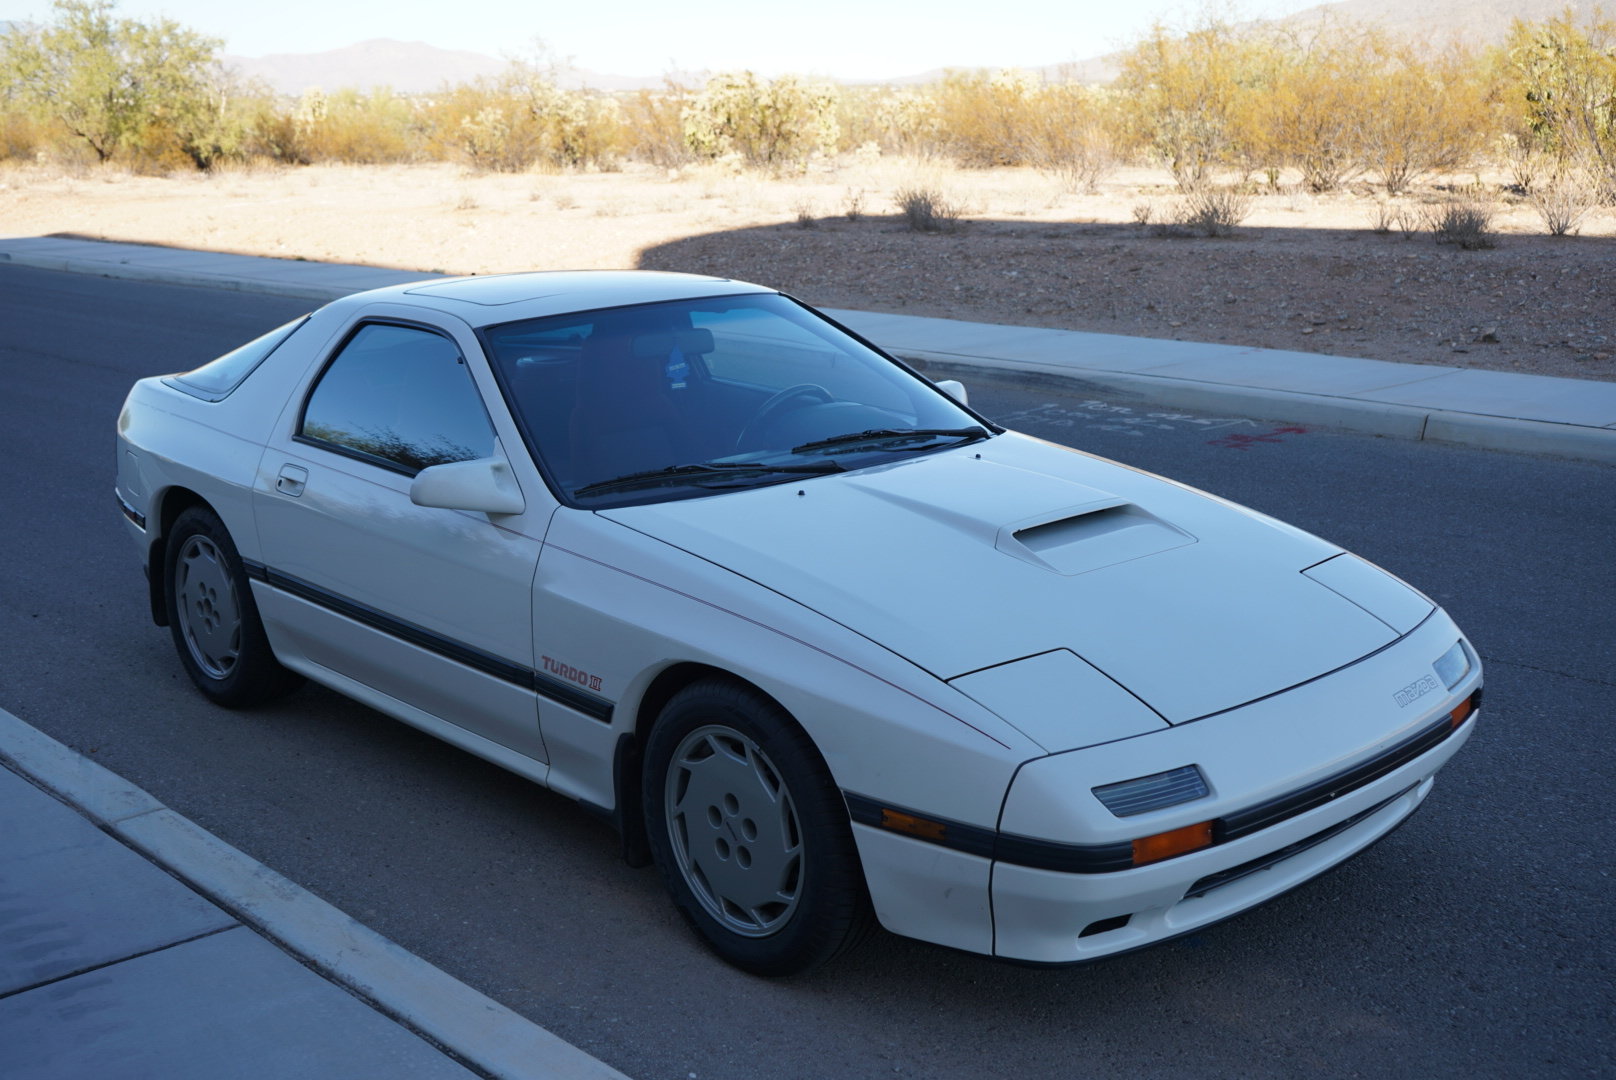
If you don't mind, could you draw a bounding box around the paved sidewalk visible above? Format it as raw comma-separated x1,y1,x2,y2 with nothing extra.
3,234,1613,463
0,708,629,1080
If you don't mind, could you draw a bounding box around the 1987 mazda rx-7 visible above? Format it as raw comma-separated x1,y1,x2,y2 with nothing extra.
116,271,1481,974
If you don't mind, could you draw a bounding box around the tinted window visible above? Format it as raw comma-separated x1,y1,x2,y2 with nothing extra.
171,315,307,399
301,323,494,473
483,294,982,506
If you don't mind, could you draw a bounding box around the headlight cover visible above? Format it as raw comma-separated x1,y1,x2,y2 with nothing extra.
1433,640,1473,690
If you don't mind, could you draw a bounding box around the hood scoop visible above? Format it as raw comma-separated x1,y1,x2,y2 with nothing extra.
997,500,1195,576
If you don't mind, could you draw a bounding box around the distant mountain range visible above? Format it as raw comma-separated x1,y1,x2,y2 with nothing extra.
1280,0,1603,46
222,0,1603,95
4,1,1601,96
224,39,682,95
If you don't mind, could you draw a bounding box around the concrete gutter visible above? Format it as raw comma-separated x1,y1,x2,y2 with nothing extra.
0,707,630,1080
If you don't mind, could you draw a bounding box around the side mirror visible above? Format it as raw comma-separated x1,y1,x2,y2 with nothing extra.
410,457,526,515
936,379,969,406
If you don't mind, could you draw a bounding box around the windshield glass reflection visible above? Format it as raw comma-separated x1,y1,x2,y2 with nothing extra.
484,294,985,507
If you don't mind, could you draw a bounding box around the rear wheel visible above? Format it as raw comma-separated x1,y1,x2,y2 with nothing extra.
643,678,873,975
165,506,302,707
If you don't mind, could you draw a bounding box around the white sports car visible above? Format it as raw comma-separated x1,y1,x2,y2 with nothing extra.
116,271,1482,975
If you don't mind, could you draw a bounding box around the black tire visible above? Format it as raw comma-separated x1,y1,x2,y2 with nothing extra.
643,678,874,976
164,506,303,708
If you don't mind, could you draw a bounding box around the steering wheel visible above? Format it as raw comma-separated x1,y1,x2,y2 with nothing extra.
734,383,833,451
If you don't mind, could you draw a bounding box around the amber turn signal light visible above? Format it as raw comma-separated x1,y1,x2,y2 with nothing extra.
1450,693,1476,729
880,808,948,842
1132,821,1214,866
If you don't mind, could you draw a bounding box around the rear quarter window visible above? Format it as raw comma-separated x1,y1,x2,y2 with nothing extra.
167,315,308,400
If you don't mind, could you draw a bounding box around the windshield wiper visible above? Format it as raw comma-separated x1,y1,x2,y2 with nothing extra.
574,459,844,497
790,426,991,455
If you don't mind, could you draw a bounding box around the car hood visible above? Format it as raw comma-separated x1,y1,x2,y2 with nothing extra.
600,434,1413,724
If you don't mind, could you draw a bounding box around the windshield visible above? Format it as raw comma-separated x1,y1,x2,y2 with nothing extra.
483,294,989,507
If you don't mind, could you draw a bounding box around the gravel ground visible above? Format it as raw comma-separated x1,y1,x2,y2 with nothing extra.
645,219,1616,382
4,160,1612,381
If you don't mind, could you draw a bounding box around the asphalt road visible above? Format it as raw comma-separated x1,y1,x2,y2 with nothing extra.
2,263,1611,1080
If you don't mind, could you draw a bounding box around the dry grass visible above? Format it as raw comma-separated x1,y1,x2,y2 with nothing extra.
894,185,962,232
1529,175,1600,237
1426,198,1497,249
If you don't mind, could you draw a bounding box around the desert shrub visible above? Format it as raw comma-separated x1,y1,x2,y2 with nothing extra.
426,63,621,173
832,86,890,153
1502,11,1616,202
619,82,694,168
0,0,236,168
1022,81,1120,192
0,103,49,160
1178,183,1253,236
1245,23,1370,192
297,87,420,165
241,94,308,165
867,89,941,157
894,185,960,232
1115,17,1271,189
1529,171,1599,235
682,71,838,169
1497,133,1553,193
1359,44,1489,194
1368,198,1397,232
1426,198,1497,248
931,68,1043,167
454,100,541,172
1366,198,1421,236
1234,24,1485,195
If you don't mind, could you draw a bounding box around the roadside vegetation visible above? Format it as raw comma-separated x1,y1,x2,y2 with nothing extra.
3,0,1615,237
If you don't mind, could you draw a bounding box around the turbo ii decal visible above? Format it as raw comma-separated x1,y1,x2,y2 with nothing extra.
542,656,603,693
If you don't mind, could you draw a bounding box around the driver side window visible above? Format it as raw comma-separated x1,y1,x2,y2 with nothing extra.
300,323,495,475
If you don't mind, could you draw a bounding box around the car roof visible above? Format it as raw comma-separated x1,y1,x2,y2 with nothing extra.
331,270,777,328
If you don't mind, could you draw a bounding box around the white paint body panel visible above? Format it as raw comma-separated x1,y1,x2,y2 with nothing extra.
603,434,1399,725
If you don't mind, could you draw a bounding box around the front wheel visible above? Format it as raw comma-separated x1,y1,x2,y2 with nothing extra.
643,678,873,975
164,506,303,708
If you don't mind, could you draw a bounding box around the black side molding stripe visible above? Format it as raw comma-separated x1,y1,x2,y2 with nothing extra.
245,560,612,722
845,703,1469,875
844,793,1131,873
533,672,615,721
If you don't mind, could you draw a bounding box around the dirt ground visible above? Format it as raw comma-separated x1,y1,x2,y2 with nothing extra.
3,159,1612,382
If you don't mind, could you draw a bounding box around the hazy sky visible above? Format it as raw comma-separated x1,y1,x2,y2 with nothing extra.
6,0,1324,78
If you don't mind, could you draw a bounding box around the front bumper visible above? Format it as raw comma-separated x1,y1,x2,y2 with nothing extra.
850,611,1481,964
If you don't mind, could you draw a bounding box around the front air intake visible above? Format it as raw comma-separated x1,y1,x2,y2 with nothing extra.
997,501,1195,576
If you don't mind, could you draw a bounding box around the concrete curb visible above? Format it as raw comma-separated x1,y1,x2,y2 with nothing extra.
0,707,629,1080
901,350,1616,465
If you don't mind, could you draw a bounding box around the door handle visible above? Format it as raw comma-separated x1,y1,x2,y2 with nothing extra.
276,464,308,497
